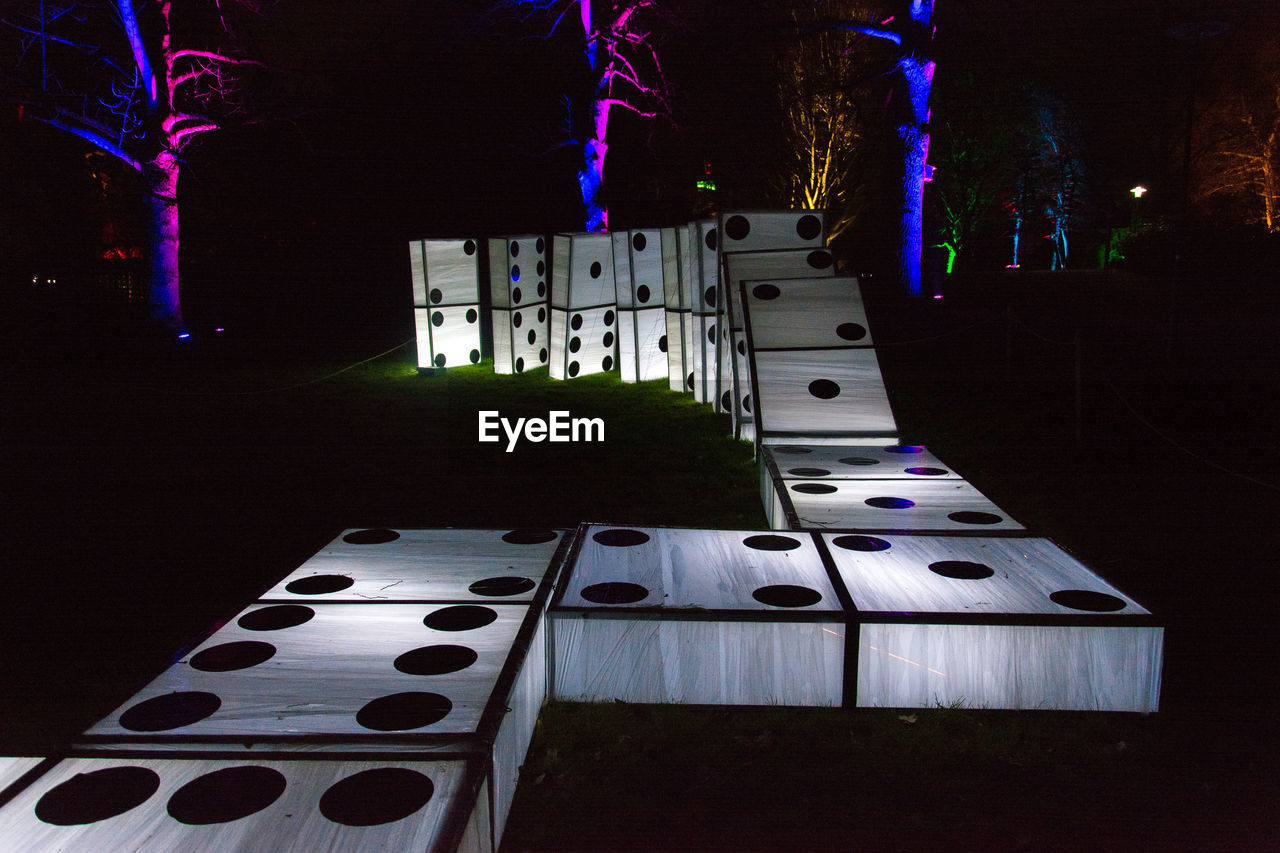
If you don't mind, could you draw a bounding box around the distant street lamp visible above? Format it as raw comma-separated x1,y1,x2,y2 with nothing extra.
1130,185,1147,198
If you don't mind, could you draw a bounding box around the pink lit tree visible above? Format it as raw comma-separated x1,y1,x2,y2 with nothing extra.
2,1,268,333
501,1,673,231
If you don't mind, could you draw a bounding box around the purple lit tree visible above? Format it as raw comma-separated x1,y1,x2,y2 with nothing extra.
2,1,268,333
500,0,673,231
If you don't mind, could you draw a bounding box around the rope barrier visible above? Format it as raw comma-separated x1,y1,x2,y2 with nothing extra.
874,318,998,346
1098,374,1280,493
155,338,415,396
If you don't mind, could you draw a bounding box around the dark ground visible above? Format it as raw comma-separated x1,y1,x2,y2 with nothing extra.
2,269,1277,850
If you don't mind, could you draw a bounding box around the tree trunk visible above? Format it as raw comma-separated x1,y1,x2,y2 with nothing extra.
144,149,184,333
578,97,609,231
894,54,934,297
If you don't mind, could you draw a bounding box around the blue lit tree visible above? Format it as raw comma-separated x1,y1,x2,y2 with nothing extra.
500,0,673,231
826,0,935,296
2,0,268,334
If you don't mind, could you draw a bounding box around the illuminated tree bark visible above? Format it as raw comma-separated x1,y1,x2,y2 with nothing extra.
504,0,672,231
829,1,935,296
2,0,266,333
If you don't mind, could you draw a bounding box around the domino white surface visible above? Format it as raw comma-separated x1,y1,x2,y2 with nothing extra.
261,528,564,604
551,233,615,310
0,754,488,853
549,305,618,379
764,443,961,479
742,276,873,348
781,478,1023,531
86,603,530,739
489,235,549,374
415,306,482,369
0,757,43,796
753,348,899,436
556,526,842,613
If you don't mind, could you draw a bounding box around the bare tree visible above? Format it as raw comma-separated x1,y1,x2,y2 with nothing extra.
2,0,268,333
1198,88,1280,231
499,0,673,231
775,1,875,242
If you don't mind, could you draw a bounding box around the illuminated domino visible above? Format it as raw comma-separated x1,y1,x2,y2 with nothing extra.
409,239,482,371
611,229,669,383
489,235,550,374
549,233,618,380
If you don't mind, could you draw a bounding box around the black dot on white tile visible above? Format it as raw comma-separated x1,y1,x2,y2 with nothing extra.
394,645,478,676
884,444,925,454
431,312,443,327
637,285,651,303
167,766,287,825
423,605,497,631
433,354,445,368
463,240,476,255
343,528,400,545
568,361,580,377
772,446,812,455
536,238,545,253
792,483,838,495
725,215,750,241
319,768,434,827
658,335,668,353
948,511,1003,525
808,379,840,399
1050,590,1126,612
515,357,525,372
787,467,831,477
752,584,822,607
796,214,822,240
466,309,478,324
190,641,276,672
590,261,602,279
704,286,716,307
838,457,880,466
502,529,558,545
286,575,355,595
514,312,524,328
429,288,442,304
807,250,833,269
929,561,995,580
704,228,717,250
906,466,948,476
604,310,615,326
34,766,160,826
593,528,651,547
581,582,650,604
632,232,647,251
119,691,221,732
743,534,802,551
238,605,315,632
603,331,614,348
836,322,867,341
752,283,780,300
356,692,452,731
721,391,732,411
569,336,581,353
602,355,614,371
832,535,892,552
865,496,915,509
509,240,520,256
468,576,536,596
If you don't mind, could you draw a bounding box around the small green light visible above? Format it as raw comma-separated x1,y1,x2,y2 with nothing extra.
696,179,717,192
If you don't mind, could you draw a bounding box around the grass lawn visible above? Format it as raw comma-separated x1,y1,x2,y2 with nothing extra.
3,269,1276,849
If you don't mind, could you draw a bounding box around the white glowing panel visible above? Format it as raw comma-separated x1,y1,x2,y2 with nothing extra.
720,249,838,436
489,235,550,374
549,233,617,379
85,602,530,740
548,305,618,379
742,276,872,348
260,528,565,604
752,349,899,436
823,533,1162,711
762,443,959,479
683,220,719,403
0,757,44,796
550,526,844,706
777,478,1024,532
0,754,491,852
409,239,482,370
612,229,668,383
660,226,689,392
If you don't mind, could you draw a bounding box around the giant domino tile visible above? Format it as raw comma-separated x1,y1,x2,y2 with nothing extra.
720,250,839,441
611,229,669,383
410,239,484,370
715,211,828,433
739,274,899,442
43,528,571,853
549,233,618,380
660,225,691,393
489,235,550,374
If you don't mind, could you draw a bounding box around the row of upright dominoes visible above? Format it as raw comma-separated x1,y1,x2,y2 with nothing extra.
408,210,829,421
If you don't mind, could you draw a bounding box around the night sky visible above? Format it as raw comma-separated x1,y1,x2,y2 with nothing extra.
2,0,1277,330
